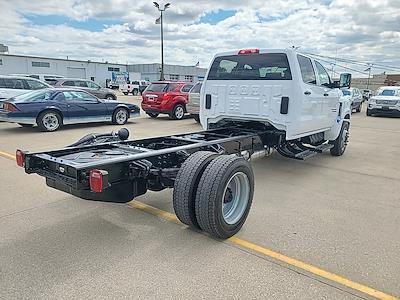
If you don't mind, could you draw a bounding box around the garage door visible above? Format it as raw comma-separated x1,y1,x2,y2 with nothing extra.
67,67,86,78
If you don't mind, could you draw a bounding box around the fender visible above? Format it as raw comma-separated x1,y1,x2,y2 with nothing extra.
324,94,351,141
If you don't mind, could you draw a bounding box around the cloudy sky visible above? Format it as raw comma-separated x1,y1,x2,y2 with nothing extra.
1,0,399,76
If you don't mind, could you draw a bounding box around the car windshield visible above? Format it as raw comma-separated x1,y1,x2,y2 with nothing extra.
8,90,53,103
146,83,168,92
342,90,351,96
377,89,397,96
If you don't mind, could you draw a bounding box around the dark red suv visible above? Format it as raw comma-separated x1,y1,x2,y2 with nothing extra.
141,81,194,120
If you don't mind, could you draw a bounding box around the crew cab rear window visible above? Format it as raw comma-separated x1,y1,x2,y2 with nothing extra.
207,53,292,80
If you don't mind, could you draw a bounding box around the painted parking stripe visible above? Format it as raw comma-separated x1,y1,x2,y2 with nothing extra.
1,151,398,300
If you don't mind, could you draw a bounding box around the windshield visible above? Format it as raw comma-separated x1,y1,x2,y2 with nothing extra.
146,83,168,92
8,90,53,103
207,53,292,80
342,90,351,96
377,89,397,96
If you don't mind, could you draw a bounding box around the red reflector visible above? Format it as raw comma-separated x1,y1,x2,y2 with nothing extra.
89,169,108,193
16,149,25,167
238,48,260,55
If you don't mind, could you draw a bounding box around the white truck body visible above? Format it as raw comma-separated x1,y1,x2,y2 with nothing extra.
201,48,351,141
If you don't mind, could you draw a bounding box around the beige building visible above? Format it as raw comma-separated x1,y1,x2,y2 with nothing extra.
351,73,400,92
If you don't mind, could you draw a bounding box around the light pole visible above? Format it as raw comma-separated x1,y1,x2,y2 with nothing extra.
153,2,170,81
366,64,372,90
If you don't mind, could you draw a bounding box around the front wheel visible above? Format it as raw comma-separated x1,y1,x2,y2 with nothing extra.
366,109,372,116
106,94,116,100
195,155,254,239
171,104,185,120
330,121,349,156
356,102,362,113
37,111,62,132
132,89,139,96
123,92,129,96
112,108,129,125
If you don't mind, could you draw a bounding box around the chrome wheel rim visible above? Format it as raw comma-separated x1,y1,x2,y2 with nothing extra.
116,110,127,124
43,113,59,130
106,96,114,100
175,106,184,119
341,125,349,152
222,172,250,225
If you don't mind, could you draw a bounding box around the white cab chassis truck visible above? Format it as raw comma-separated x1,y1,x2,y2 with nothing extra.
18,48,352,239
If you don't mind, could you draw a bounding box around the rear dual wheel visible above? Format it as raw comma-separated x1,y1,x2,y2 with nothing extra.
173,153,254,239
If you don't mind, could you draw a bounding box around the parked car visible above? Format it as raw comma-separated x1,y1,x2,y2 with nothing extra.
342,87,363,112
10,74,64,86
53,78,117,100
0,88,140,131
141,81,194,119
0,75,52,100
367,86,400,116
362,89,372,101
186,82,202,123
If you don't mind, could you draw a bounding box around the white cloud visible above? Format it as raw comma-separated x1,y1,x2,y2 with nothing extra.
0,0,399,74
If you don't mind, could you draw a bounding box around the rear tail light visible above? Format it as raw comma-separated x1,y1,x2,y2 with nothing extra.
89,169,109,193
4,102,19,112
16,149,25,167
238,48,260,55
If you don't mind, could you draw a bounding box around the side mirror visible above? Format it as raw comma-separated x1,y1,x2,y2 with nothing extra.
339,73,351,89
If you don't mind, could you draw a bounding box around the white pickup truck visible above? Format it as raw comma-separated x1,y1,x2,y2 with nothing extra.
120,80,150,96
18,48,352,239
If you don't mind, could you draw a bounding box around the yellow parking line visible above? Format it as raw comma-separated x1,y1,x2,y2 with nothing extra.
1,150,398,299
129,200,397,300
0,150,15,161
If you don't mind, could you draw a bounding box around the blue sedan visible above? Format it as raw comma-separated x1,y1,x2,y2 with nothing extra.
0,88,140,131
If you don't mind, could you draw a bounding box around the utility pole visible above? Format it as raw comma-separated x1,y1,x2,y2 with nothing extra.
366,64,372,89
154,2,170,81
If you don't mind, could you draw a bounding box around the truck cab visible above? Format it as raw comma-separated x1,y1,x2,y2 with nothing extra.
201,48,351,142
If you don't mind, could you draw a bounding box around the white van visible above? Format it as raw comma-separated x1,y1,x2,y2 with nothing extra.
201,48,352,145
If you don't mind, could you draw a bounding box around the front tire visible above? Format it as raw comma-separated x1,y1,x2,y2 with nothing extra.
37,111,62,132
123,92,129,96
106,94,116,100
132,89,139,96
195,155,254,239
366,109,372,116
356,102,362,113
112,107,129,125
171,104,185,120
330,121,349,156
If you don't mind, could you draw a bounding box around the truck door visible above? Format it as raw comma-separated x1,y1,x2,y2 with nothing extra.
296,54,328,134
314,61,338,128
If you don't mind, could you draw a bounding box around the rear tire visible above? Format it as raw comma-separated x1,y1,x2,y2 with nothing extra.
195,155,254,239
132,89,139,96
366,109,372,116
37,111,62,132
330,121,349,156
112,107,129,125
171,104,185,120
193,114,200,123
147,112,159,118
356,102,362,113
173,151,217,229
123,92,129,96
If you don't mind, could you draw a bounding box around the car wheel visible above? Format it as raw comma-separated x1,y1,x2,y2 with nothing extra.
132,89,139,96
193,114,200,123
123,92,129,96
171,104,185,120
106,94,116,100
356,102,362,113
173,151,217,229
112,108,129,125
147,112,159,118
195,155,254,239
366,109,372,116
18,123,33,128
37,111,62,132
330,121,349,156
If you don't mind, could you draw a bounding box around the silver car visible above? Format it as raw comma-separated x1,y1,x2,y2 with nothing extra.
0,75,52,100
186,82,202,123
342,87,363,113
54,78,117,100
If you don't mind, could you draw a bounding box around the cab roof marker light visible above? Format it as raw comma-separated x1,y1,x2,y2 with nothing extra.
238,49,260,55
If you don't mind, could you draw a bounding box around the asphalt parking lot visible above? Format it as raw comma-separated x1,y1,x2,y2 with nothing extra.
0,94,399,299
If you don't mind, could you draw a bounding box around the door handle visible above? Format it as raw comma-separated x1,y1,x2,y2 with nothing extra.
304,91,311,95
323,93,329,97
